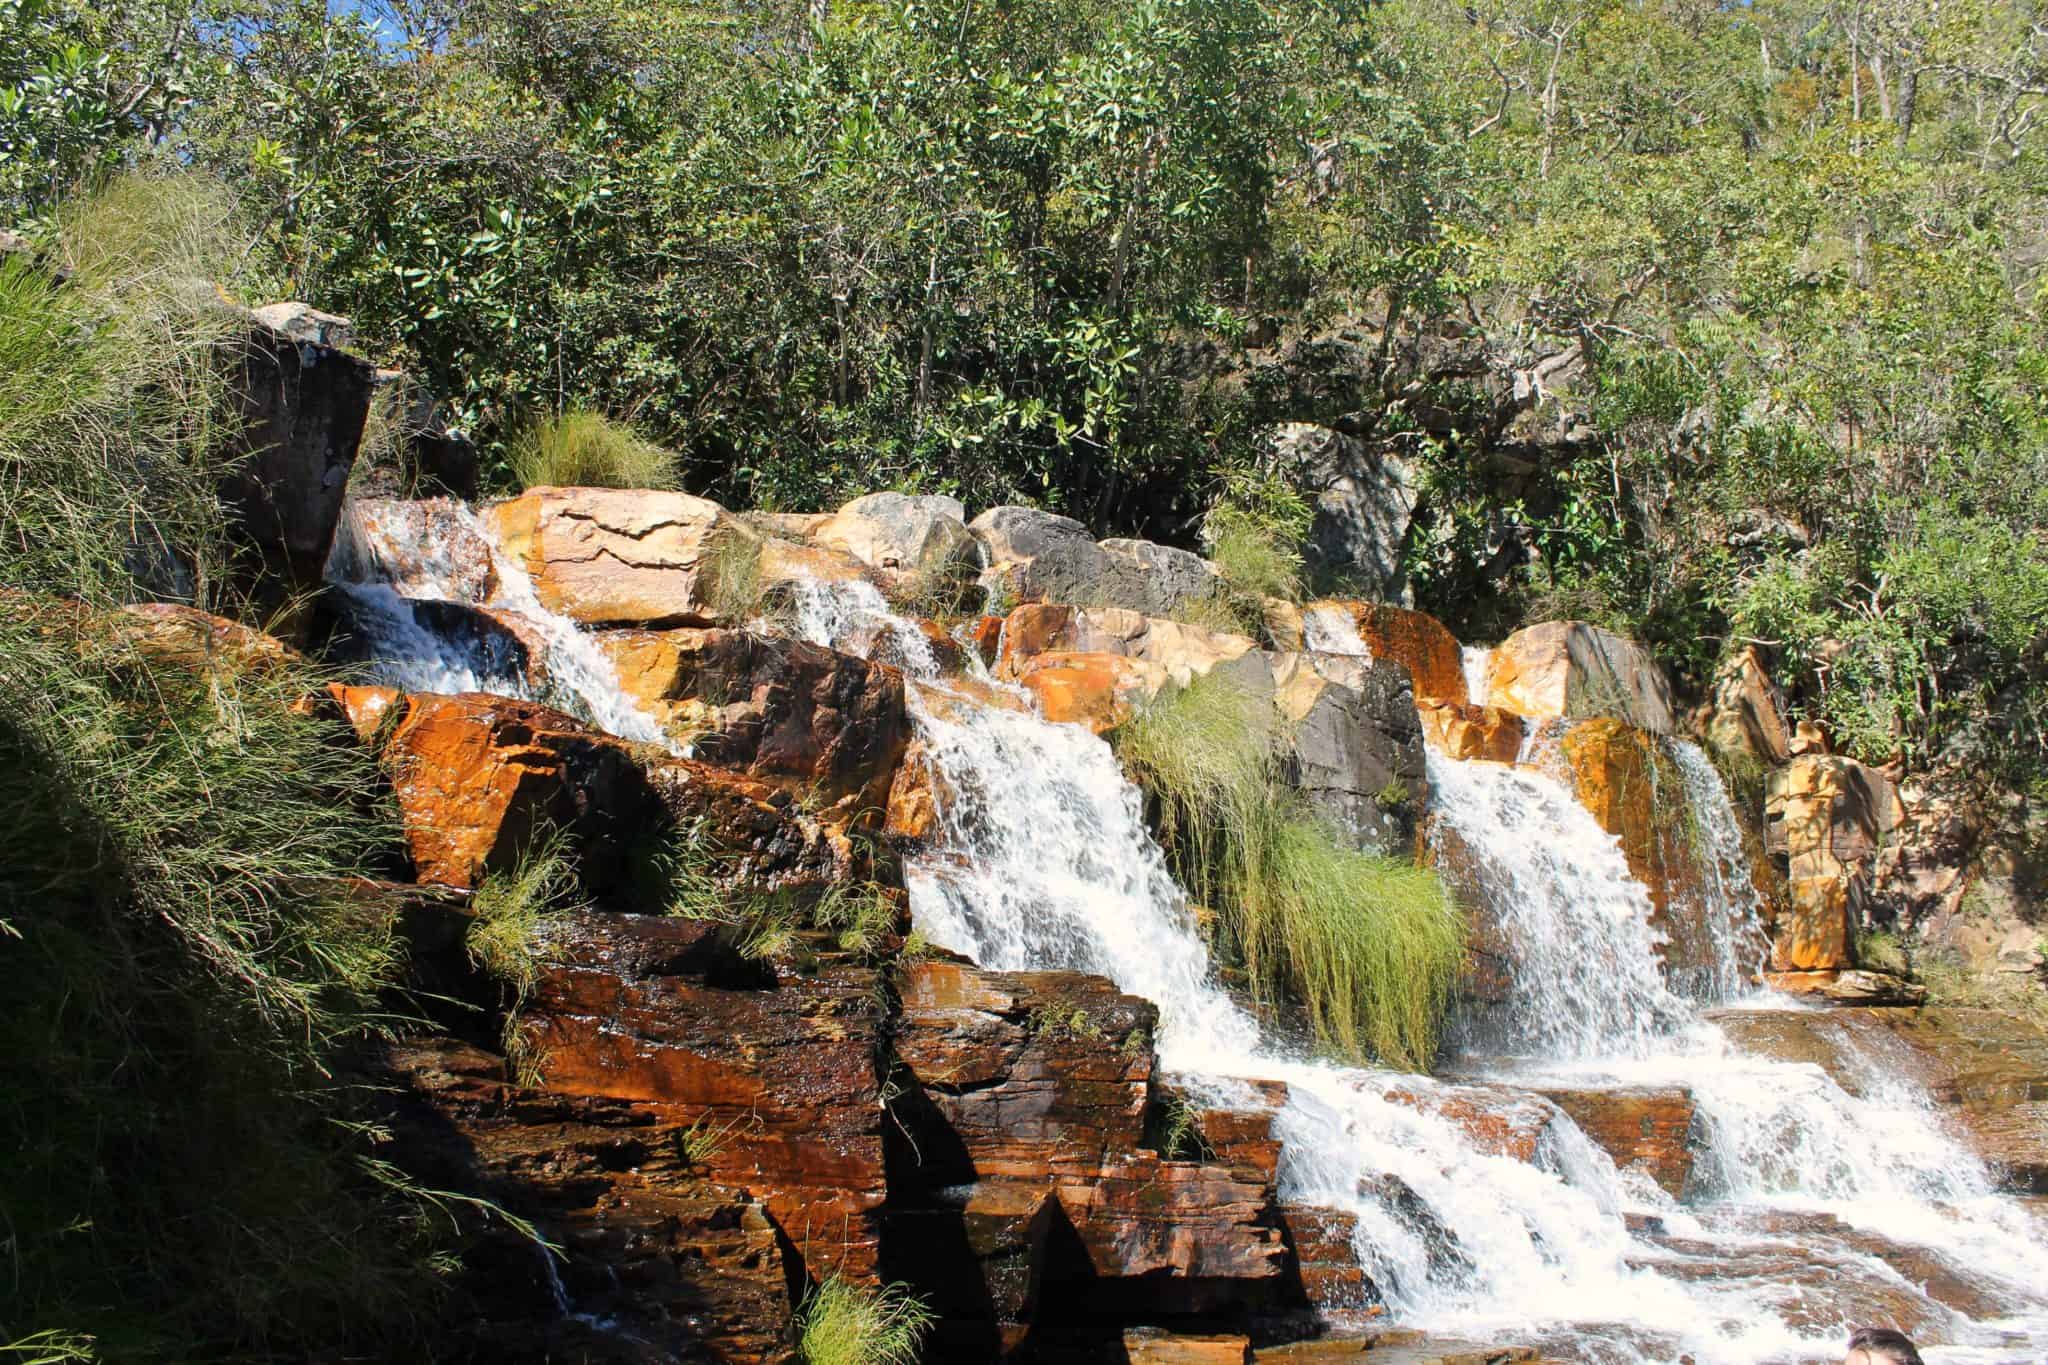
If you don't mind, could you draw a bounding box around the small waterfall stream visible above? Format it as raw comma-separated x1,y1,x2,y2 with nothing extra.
330,523,2048,1363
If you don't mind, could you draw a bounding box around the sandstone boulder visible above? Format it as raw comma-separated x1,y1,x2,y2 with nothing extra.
1765,755,1904,971
885,961,1289,1334
970,507,1219,616
1488,621,1678,735
1526,1084,1697,1197
1416,699,1523,763
596,627,909,811
813,491,974,579
484,487,759,627
997,604,1258,688
113,602,299,674
1010,651,1170,734
1704,646,1791,768
523,913,888,1279
327,496,500,603
327,686,659,891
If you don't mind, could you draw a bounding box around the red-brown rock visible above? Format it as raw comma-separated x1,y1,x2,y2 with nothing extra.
1310,602,1468,704
1417,699,1523,763
1011,650,1169,733
597,627,909,811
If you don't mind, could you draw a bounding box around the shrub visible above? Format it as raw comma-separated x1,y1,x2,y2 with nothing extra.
796,1276,934,1365
506,408,680,491
1113,672,1462,1069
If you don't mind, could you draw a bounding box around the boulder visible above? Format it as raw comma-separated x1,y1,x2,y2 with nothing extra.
221,306,376,611
595,628,910,811
1267,423,1418,598
1487,621,1678,735
1272,653,1427,855
1765,756,1904,971
1761,970,1927,1006
1704,646,1791,768
885,961,1289,1333
813,491,974,579
996,604,1258,688
1416,699,1523,763
969,507,1219,616
1010,651,1170,734
327,496,500,603
643,757,871,894
325,687,659,891
1307,601,1467,704
1275,1205,1372,1313
484,487,759,627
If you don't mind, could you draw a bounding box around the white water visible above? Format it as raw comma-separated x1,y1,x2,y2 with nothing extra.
1303,603,1372,658
324,499,671,747
1462,645,1493,706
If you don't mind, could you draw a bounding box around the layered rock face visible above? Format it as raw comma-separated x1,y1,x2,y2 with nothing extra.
1486,621,1678,735
485,487,760,626
972,507,1222,617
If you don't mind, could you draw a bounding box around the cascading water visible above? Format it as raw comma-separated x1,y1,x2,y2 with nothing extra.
750,575,2048,1360
323,499,671,747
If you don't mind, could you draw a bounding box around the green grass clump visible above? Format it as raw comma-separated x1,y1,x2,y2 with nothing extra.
1113,672,1463,1069
507,408,680,490
467,833,577,999
796,1276,934,1365
1204,464,1312,606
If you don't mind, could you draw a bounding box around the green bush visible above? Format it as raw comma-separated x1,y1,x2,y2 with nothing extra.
506,408,680,491
1113,673,1462,1069
796,1275,934,1365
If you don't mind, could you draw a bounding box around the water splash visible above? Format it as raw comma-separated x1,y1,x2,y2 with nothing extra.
1462,646,1493,707
1304,604,1373,658
787,576,943,680
1665,739,1770,1002
324,498,671,747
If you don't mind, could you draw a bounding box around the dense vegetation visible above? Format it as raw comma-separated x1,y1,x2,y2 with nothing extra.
8,0,2041,794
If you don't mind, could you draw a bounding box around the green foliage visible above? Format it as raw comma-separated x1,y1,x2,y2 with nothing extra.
1205,463,1312,609
796,1275,934,1365
506,408,679,491
703,527,768,624
1113,673,1462,1068
0,1331,98,1365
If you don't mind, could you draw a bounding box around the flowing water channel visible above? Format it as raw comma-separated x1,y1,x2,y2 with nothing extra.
332,509,2048,1363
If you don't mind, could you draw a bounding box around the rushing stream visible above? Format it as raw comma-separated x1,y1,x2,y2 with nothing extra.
333,511,2048,1363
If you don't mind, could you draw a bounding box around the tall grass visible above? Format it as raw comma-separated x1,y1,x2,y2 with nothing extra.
0,176,448,1357
1205,464,1311,605
506,408,680,490
796,1276,934,1365
1113,673,1463,1069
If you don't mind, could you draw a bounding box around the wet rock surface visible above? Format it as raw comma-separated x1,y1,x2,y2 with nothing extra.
1486,621,1678,736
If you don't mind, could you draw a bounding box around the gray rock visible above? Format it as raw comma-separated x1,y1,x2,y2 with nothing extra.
971,506,1221,615
1268,422,1418,598
222,310,376,616
1273,652,1427,855
816,491,973,578
250,300,356,351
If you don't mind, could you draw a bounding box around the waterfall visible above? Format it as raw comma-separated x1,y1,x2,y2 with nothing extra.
1461,646,1492,707
781,576,2048,1359
324,499,671,747
1423,747,1695,1060
1303,604,1372,657
1665,739,1771,1002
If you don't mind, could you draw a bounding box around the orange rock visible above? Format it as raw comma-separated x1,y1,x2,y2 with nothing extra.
1489,620,1678,734
1705,645,1791,767
1556,718,1697,921
1765,756,1903,972
1417,698,1523,762
1011,650,1168,733
966,614,1006,667
885,737,942,841
1528,1084,1697,1197
483,486,757,627
1311,601,1468,703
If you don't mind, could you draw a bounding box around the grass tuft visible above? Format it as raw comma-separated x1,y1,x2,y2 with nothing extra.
467,832,577,1001
796,1275,934,1365
507,408,680,490
1113,672,1462,1069
1204,463,1311,607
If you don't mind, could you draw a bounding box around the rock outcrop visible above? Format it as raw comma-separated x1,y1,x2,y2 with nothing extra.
1486,621,1678,736
1702,646,1791,769
1273,653,1427,854
1307,601,1467,704
222,304,376,612
596,628,909,812
996,604,1258,687
1267,424,1418,598
813,491,975,581
1764,755,1904,971
970,507,1221,617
